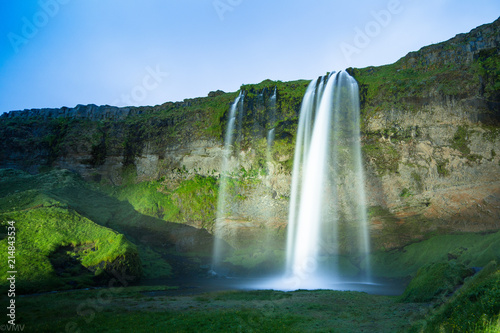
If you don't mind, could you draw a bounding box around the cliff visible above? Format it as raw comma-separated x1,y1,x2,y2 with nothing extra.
1,17,499,257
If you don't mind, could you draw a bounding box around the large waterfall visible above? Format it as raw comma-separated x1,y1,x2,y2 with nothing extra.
284,71,371,289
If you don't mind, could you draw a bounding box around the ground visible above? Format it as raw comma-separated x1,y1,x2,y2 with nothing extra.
7,284,428,333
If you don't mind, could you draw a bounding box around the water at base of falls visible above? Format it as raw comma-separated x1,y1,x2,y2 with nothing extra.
284,71,371,288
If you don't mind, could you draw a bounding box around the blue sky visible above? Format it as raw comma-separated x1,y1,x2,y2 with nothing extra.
0,0,499,114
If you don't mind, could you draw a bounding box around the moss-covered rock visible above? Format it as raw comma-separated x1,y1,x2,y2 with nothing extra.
399,262,474,303
417,261,500,332
369,231,500,279
0,205,142,293
0,169,226,292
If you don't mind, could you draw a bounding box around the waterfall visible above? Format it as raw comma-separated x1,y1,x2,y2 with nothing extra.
212,91,244,270
212,72,370,288
284,71,371,288
266,87,277,162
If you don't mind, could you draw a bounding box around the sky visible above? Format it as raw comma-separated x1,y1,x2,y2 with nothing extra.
0,0,499,114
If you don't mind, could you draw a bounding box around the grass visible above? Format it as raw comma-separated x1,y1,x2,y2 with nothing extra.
2,286,427,332
414,261,500,332
398,262,474,303
2,269,497,332
370,230,500,279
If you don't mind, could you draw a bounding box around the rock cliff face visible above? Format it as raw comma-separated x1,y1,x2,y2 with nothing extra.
1,18,499,252
401,18,500,68
2,104,141,121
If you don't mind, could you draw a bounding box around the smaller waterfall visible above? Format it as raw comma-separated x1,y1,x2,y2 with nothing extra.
212,91,244,269
236,92,245,147
266,87,277,162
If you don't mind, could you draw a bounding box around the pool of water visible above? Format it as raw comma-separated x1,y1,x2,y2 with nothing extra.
143,275,406,297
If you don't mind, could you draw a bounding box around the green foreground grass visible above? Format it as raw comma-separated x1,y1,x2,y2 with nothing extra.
3,261,499,333
2,287,426,333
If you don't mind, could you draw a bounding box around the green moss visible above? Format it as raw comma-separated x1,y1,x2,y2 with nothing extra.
399,262,474,303
137,246,172,278
362,143,400,175
419,261,500,332
109,175,218,228
451,126,471,156
110,180,178,220
449,126,483,162
370,231,500,279
411,171,424,191
349,61,475,126
437,159,450,177
475,48,500,103
0,205,140,293
400,188,412,198
0,169,200,289
170,175,218,228
483,127,500,143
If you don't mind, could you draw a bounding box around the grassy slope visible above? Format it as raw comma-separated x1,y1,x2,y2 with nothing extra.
369,231,500,279
0,169,143,293
409,260,500,332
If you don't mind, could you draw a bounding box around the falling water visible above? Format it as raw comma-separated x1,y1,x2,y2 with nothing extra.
212,91,244,269
284,71,371,288
266,87,277,162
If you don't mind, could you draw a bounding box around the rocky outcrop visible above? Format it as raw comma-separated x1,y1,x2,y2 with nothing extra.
363,103,500,249
400,18,500,69
1,104,142,121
